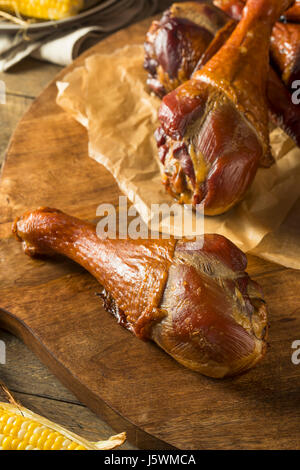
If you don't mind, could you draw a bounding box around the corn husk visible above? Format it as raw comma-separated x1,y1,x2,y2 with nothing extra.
0,380,126,450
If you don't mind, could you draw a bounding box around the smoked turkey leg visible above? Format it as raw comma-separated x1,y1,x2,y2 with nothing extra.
144,2,300,146
214,0,300,90
13,208,268,379
157,0,294,215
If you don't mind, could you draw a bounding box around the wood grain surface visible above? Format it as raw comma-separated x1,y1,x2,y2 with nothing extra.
0,51,136,451
0,17,300,450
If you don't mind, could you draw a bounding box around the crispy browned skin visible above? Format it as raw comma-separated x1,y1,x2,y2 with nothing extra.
195,14,300,146
214,0,299,22
145,2,300,147
13,207,268,378
271,22,300,89
216,0,300,22
157,0,293,216
282,1,300,21
213,0,249,20
215,1,300,90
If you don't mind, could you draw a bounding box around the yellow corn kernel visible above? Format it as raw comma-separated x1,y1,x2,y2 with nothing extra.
36,434,48,449
3,422,14,435
16,441,27,450
28,432,40,447
23,431,33,443
27,422,40,433
0,0,84,21
0,404,125,450
67,442,78,450
0,411,87,450
62,438,72,448
0,413,11,426
10,417,23,437
43,433,58,450
40,428,51,438
11,438,20,450
51,435,65,450
2,436,14,450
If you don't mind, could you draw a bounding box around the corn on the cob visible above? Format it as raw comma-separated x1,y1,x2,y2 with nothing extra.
0,403,126,450
0,0,84,21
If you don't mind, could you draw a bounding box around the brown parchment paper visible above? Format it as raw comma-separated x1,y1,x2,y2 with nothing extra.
57,45,300,269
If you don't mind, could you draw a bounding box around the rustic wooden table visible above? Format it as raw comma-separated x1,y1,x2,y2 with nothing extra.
0,57,134,449
0,5,299,449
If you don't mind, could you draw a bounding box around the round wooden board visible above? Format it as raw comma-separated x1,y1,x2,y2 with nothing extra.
1,18,300,450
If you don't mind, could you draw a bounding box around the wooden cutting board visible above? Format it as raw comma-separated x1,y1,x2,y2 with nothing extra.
0,18,300,450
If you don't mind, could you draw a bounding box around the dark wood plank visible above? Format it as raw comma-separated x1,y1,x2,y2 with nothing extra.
0,17,299,450
0,330,80,403
0,57,129,448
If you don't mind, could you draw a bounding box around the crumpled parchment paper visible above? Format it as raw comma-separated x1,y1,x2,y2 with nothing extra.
57,45,300,269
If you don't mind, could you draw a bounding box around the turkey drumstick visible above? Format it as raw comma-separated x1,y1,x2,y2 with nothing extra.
157,0,294,215
214,0,300,22
271,22,300,90
13,208,268,379
214,0,300,91
144,2,231,98
145,2,300,147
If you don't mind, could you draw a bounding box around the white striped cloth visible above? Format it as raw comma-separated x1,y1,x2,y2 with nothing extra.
0,0,173,71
